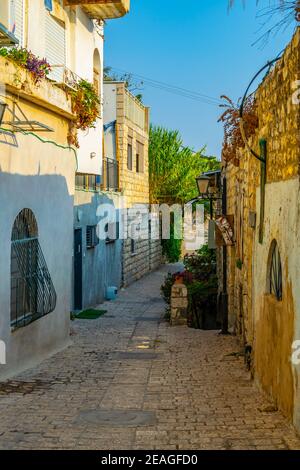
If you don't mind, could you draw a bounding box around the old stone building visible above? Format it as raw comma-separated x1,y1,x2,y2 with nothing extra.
219,28,300,431
103,82,162,286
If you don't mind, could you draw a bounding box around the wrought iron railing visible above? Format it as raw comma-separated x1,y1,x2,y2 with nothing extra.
103,157,119,191
49,65,81,90
11,238,57,329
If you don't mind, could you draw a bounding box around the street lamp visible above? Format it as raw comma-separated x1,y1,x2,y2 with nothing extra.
0,101,7,126
196,174,210,197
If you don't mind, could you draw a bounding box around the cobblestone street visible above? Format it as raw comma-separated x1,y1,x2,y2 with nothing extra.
0,265,299,450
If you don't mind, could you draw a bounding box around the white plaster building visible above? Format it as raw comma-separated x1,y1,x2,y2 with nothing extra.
0,0,130,377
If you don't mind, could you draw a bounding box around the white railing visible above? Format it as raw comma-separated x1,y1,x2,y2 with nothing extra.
124,88,147,131
49,65,82,90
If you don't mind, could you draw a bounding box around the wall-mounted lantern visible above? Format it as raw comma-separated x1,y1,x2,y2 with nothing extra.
196,175,210,197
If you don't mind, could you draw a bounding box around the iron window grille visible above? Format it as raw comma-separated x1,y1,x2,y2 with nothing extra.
75,173,101,192
269,240,283,301
86,225,99,249
11,209,57,330
104,158,119,191
105,222,119,244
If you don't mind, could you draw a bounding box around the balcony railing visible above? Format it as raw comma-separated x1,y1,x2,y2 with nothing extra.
49,65,81,90
103,158,119,191
64,0,130,19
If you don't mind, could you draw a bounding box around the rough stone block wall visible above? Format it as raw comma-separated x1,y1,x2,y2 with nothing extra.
116,83,150,207
225,28,300,340
170,283,188,326
123,237,151,286
223,28,300,427
149,239,162,271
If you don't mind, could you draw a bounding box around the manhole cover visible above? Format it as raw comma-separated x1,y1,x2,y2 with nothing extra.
115,352,160,360
76,410,156,427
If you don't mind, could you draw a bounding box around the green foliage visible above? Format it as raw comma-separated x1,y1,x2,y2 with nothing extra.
184,245,218,329
161,245,219,329
184,244,217,282
0,47,51,84
236,258,243,270
149,125,220,204
68,79,100,147
160,272,174,320
162,237,182,263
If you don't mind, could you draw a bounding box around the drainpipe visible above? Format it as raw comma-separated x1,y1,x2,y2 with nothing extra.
221,175,229,335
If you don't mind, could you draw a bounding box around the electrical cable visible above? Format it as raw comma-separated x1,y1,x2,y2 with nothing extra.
107,66,223,106
0,126,78,170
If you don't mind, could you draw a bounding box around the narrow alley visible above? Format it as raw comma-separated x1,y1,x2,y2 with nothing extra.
0,265,299,451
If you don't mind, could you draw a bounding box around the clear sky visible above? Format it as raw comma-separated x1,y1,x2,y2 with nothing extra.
104,0,295,158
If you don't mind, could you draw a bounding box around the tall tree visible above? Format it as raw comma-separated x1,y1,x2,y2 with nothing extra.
149,125,220,204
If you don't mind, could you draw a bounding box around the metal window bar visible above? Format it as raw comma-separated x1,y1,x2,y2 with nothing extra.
104,158,119,191
11,238,57,329
270,243,282,301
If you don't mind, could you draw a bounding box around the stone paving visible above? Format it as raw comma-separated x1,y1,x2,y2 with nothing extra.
0,264,300,450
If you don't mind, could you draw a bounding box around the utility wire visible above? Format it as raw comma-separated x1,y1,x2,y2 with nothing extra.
107,66,223,107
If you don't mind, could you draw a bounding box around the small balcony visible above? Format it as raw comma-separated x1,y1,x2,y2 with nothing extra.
64,0,130,19
49,65,81,90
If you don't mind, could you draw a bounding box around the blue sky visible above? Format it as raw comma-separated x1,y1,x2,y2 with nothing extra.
104,1,295,158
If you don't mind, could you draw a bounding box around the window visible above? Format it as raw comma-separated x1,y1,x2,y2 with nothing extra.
131,238,136,254
75,173,100,191
10,0,25,46
105,222,119,244
268,240,282,301
136,141,144,173
11,209,57,329
127,136,133,170
86,225,99,249
45,13,66,82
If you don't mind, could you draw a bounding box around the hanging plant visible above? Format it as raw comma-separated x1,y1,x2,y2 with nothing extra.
0,47,51,84
218,95,258,166
67,79,100,148
70,79,100,130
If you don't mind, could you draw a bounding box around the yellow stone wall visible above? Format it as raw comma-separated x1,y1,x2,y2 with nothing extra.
223,27,300,425
115,83,150,207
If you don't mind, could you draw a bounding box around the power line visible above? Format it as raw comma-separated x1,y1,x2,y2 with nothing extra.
107,66,223,107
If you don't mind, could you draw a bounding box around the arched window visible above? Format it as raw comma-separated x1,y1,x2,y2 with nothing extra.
268,240,283,301
11,209,56,329
93,49,101,97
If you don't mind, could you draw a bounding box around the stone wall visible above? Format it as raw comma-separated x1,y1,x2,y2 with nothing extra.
112,83,162,285
222,28,300,430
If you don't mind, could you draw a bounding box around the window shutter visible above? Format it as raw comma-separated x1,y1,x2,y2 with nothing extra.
45,13,66,82
10,0,24,46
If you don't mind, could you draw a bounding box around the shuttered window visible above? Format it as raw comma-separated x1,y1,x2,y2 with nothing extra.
10,0,24,46
45,13,66,82
136,141,144,173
